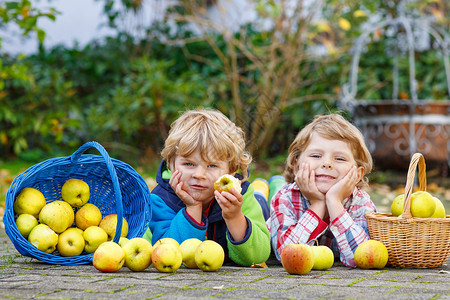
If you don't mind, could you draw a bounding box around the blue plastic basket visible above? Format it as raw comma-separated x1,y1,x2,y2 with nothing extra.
3,141,152,265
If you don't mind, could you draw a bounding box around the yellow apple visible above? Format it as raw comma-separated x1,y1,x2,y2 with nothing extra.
119,237,130,247
122,237,153,271
15,213,38,239
39,201,75,233
410,191,436,218
28,224,58,254
151,243,182,273
280,244,314,275
99,214,129,241
354,240,388,269
214,174,242,193
390,194,404,216
61,178,90,207
83,225,109,254
430,196,446,218
93,241,125,272
57,227,85,257
75,203,102,230
153,237,180,248
194,240,225,272
13,187,47,218
179,238,202,269
311,245,334,270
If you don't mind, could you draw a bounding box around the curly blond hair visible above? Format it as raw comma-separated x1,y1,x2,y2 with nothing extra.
161,109,252,180
284,113,373,187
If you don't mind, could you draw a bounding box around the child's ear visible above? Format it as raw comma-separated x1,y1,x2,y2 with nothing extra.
356,166,365,181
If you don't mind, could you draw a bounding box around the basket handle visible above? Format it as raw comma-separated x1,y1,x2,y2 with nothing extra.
71,141,124,243
402,153,427,219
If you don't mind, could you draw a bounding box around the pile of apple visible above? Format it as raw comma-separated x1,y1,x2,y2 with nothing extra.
391,190,446,218
13,179,128,257
94,237,225,273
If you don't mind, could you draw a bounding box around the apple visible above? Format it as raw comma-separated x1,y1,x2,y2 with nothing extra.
214,174,242,193
194,240,225,272
151,243,182,273
410,191,436,218
354,240,388,269
13,187,47,218
15,213,38,239
83,225,109,253
430,196,446,218
75,203,102,230
57,227,85,257
93,241,125,272
28,224,58,254
311,245,334,270
280,244,314,275
122,237,153,271
61,178,90,208
153,237,180,248
119,237,130,247
179,238,202,269
39,200,75,233
99,214,129,241
390,194,404,216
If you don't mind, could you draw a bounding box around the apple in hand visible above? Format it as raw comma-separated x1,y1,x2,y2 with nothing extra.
39,200,75,233
13,187,47,218
153,237,180,248
152,243,182,273
15,213,38,239
354,240,388,269
122,237,153,271
179,238,202,269
311,245,334,270
99,214,129,241
83,225,109,253
61,178,90,207
57,227,85,257
214,174,242,193
28,224,58,254
280,244,314,275
75,203,102,230
93,241,125,272
195,240,225,272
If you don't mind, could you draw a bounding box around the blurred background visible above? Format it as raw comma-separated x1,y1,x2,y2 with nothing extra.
1,0,449,213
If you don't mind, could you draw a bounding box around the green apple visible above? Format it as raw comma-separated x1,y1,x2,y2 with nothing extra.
83,225,108,253
214,174,242,193
61,178,90,208
354,240,388,269
57,227,85,257
430,196,446,218
122,237,153,271
15,213,38,239
75,203,102,230
99,214,129,241
311,245,334,270
28,224,58,254
153,237,180,248
151,243,182,273
93,241,125,272
280,244,314,275
118,237,130,247
390,194,404,216
13,187,47,218
179,238,202,269
39,201,75,233
410,191,436,218
194,240,225,272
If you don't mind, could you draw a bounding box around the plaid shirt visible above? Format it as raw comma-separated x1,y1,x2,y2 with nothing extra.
267,182,377,267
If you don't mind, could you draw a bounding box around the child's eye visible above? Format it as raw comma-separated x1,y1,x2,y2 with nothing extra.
208,164,218,168
336,157,346,162
311,154,321,158
184,162,194,166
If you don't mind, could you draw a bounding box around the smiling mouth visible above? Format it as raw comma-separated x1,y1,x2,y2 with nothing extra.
315,175,335,181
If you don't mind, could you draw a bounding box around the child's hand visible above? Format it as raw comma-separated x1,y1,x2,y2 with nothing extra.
169,170,202,208
215,188,246,241
295,163,327,218
326,165,359,204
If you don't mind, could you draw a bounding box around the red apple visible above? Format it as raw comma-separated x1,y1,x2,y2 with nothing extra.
354,240,388,269
93,241,125,272
280,244,314,275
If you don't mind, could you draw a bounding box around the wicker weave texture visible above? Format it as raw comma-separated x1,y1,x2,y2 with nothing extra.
3,141,152,265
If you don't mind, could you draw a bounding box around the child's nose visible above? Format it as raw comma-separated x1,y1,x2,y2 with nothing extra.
193,166,207,177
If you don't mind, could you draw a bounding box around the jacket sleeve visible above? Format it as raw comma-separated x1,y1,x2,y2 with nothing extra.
148,194,207,245
226,183,271,266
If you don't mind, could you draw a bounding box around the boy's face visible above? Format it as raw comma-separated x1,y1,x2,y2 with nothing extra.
173,148,231,204
297,133,362,194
